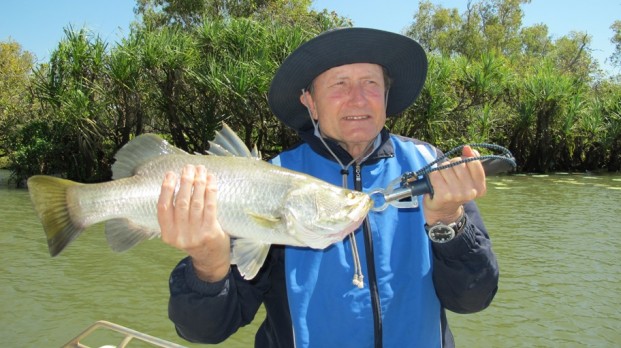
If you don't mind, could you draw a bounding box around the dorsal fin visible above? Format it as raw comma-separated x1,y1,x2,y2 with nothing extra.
208,123,260,158
112,134,188,179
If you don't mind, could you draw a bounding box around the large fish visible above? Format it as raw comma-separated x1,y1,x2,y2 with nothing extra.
27,124,372,279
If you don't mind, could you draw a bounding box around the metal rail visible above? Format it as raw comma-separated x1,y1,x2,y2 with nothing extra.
63,320,187,348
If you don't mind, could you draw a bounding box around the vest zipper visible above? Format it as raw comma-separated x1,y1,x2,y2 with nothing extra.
355,164,383,348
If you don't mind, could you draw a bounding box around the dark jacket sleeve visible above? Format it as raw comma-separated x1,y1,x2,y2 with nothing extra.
431,200,499,314
168,250,275,344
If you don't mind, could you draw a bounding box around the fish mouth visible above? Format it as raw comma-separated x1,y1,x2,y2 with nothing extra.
329,195,372,240
347,195,372,220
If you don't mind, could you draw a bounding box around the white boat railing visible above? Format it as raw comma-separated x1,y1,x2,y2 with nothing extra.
62,320,187,348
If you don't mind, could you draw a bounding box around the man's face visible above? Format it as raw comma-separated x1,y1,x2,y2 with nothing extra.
301,63,387,157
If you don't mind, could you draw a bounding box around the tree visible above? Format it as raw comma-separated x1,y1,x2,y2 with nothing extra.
137,25,200,151
106,31,147,146
134,0,319,29
8,0,617,182
0,41,34,114
589,81,621,171
401,0,619,172
518,24,551,58
0,41,35,161
406,0,530,59
403,1,462,56
611,20,621,69
131,0,349,156
552,31,595,83
23,27,112,182
129,0,349,157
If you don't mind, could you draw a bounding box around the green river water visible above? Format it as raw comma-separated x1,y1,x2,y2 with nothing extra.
1,169,620,347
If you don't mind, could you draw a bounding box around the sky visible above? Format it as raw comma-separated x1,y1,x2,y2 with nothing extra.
1,0,619,74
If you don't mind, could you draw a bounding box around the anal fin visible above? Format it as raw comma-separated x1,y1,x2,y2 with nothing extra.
105,219,159,252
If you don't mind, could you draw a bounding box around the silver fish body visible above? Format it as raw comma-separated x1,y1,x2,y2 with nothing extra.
27,124,372,278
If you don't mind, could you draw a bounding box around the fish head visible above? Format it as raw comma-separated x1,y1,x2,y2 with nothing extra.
284,183,372,249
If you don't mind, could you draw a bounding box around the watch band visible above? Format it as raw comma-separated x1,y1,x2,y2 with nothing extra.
424,209,467,243
451,211,467,234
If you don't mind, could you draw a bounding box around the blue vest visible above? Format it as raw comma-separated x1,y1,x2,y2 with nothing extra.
272,135,443,348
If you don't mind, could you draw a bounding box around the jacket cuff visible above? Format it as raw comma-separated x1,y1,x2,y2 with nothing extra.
431,221,477,258
182,257,231,297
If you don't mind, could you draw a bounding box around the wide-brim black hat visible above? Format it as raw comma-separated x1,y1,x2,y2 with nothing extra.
268,27,428,133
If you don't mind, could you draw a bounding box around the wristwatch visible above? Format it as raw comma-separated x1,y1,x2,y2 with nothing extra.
425,213,467,243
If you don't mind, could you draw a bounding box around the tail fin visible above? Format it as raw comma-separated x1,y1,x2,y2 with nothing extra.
27,175,85,256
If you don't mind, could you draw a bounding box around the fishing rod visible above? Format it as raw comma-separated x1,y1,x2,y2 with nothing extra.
369,143,517,212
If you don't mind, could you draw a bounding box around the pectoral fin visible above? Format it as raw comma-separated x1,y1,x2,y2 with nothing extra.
230,238,271,279
246,211,282,229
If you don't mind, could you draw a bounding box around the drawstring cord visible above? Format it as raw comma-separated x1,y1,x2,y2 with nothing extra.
302,88,369,288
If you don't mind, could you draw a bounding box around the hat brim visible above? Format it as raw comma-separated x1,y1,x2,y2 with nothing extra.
268,27,428,133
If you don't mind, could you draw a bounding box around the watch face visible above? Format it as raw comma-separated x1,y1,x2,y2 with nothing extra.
428,224,455,243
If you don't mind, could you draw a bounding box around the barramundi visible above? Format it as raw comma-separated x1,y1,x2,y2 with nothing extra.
27,124,372,279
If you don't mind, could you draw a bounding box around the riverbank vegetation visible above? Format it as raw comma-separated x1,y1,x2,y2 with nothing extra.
1,0,620,186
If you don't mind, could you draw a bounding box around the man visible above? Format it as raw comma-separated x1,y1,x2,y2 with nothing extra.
158,28,498,347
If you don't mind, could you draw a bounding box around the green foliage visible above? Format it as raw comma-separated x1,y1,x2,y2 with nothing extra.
1,0,620,185
407,0,530,59
6,118,113,186
403,0,619,172
510,59,573,170
589,81,621,169
106,30,147,145
610,20,621,68
0,41,35,159
393,51,512,151
190,18,312,155
391,55,457,146
135,0,318,29
13,27,114,184
6,120,57,185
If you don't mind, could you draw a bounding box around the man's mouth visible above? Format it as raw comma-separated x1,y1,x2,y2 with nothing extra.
344,115,369,120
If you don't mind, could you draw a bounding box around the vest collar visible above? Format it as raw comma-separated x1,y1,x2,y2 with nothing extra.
298,128,394,166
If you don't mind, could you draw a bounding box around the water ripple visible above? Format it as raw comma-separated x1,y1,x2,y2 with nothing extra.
2,172,620,347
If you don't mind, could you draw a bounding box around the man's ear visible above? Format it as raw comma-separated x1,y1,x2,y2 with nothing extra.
299,91,317,120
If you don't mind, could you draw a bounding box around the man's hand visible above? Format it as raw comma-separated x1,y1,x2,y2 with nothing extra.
423,146,486,225
158,164,231,282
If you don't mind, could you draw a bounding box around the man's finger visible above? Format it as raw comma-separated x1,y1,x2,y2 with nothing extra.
158,171,177,241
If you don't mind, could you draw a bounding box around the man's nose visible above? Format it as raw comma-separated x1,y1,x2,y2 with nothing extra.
348,83,368,105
